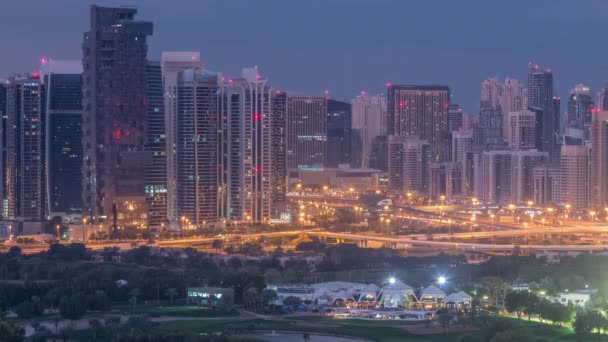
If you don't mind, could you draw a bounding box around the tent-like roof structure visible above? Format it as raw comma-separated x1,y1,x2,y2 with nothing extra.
445,291,472,303
421,285,446,297
382,280,413,292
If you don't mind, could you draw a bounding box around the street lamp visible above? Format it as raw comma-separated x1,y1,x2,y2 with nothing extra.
388,277,396,285
564,204,571,219
407,192,413,205
386,219,391,235
524,222,528,246
590,211,597,221
437,276,447,285
56,224,60,240
527,200,533,209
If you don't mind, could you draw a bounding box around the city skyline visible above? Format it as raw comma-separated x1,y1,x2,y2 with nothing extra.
3,0,608,112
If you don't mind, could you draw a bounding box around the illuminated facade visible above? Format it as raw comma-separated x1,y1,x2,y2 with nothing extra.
387,85,450,163
352,93,386,167
176,69,221,228
82,5,153,232
220,67,272,223
286,96,327,169
5,75,47,220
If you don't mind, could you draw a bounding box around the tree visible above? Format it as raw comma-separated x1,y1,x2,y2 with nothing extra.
59,294,86,320
165,288,178,304
86,290,111,312
504,291,528,319
128,288,140,310
283,296,302,307
8,246,21,258
0,319,24,342
211,239,223,253
302,333,311,342
523,293,540,321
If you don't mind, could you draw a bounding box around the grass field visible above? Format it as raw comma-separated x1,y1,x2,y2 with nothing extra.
110,305,238,317
70,315,582,342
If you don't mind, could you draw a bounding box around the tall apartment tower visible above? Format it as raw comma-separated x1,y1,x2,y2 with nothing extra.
220,67,272,223
480,77,528,140
567,84,594,129
480,150,548,205
560,145,590,209
590,110,608,208
0,82,6,218
387,135,430,193
40,60,83,215
160,52,203,230
447,103,464,133
351,92,387,167
270,91,287,215
286,96,327,169
506,110,536,150
144,61,166,231
5,74,47,221
176,70,221,228
388,85,450,162
326,99,351,167
82,5,153,230
528,65,559,163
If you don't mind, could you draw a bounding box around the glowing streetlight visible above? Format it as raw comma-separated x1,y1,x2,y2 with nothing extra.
388,277,396,285
437,276,447,285
590,211,597,221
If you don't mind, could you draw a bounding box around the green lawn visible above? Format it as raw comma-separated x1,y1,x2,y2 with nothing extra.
71,316,581,342
111,305,238,317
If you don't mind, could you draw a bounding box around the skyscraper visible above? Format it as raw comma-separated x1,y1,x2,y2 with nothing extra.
176,69,221,228
40,59,83,215
351,92,387,167
387,135,430,193
560,145,590,209
480,150,547,205
0,80,8,218
270,91,287,215
161,52,203,230
447,103,464,133
528,65,559,163
5,74,47,221
388,85,450,163
145,61,166,231
475,106,503,147
506,110,536,150
369,135,388,171
286,96,327,169
567,84,593,129
82,5,153,230
326,99,351,167
590,110,608,208
221,67,272,223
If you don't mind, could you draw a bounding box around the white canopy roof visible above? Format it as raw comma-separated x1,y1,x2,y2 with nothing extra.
445,291,472,303
421,285,446,297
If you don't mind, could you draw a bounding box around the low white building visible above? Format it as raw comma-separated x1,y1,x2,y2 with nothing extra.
556,290,597,308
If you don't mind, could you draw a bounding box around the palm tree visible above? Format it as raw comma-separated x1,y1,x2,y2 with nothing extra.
165,288,178,304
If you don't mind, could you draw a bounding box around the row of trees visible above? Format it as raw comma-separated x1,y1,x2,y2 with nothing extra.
505,291,574,327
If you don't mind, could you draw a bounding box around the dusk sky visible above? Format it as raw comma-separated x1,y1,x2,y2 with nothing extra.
2,0,608,111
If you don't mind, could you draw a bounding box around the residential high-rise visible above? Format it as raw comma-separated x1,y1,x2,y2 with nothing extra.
0,80,8,218
528,65,559,163
270,90,287,216
480,150,548,205
176,69,221,228
145,61,166,231
326,99,351,167
351,92,387,167
452,130,474,195
40,60,83,215
220,67,272,223
350,129,363,168
447,103,464,133
560,145,590,209
82,5,153,231
480,77,528,139
388,85,450,162
387,135,430,193
475,106,503,147
506,110,536,150
369,135,388,171
567,84,593,129
160,52,203,230
590,110,608,208
5,74,47,221
532,166,560,205
286,96,327,169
